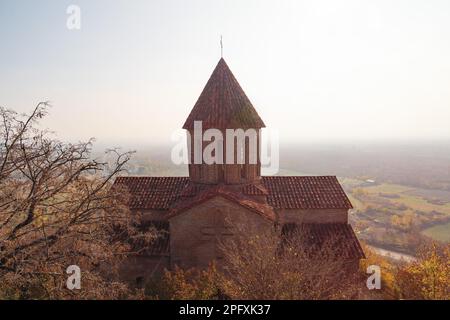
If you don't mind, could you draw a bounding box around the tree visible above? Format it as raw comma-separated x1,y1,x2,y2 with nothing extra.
146,264,221,300
218,221,363,300
359,243,397,299
395,242,449,300
0,103,153,299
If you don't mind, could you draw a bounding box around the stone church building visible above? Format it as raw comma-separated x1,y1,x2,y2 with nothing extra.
114,58,364,282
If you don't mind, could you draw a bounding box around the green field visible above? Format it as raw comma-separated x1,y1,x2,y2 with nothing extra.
348,181,450,215
422,222,450,242
277,175,450,244
364,183,450,214
342,179,450,244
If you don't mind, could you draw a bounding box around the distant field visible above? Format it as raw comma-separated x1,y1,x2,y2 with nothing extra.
422,223,450,242
363,183,450,215
407,188,450,202
341,178,450,244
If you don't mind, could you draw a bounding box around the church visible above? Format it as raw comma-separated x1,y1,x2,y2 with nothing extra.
114,58,364,281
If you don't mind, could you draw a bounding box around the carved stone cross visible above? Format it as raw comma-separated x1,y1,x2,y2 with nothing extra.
200,211,234,259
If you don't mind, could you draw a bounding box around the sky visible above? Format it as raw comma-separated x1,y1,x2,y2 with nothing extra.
1,0,450,148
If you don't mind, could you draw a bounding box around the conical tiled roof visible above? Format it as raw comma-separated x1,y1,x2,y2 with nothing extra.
183,58,265,129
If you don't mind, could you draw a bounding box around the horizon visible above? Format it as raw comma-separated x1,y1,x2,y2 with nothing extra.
1,0,450,147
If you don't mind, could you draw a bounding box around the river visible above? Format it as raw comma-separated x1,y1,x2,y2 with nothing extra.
368,246,417,263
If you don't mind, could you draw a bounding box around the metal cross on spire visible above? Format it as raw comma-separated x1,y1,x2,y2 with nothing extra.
220,35,223,58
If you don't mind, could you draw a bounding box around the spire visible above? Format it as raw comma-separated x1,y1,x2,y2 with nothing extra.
183,58,265,130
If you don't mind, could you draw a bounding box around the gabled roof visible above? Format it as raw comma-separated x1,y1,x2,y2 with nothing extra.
282,223,365,260
183,58,265,129
113,176,353,210
166,185,276,221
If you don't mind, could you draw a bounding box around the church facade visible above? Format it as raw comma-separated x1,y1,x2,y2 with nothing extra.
114,58,364,282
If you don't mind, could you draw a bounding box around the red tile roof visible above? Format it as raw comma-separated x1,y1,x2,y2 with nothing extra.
282,223,365,260
113,176,352,210
261,176,353,210
242,183,269,195
114,177,189,210
166,185,276,221
183,58,265,129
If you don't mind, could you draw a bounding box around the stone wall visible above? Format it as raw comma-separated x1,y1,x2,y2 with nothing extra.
119,255,170,286
137,209,168,221
169,196,272,269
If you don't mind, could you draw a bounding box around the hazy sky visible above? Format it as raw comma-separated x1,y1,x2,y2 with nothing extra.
1,0,450,147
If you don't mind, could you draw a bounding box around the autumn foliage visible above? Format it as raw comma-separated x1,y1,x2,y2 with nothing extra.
0,103,153,299
395,242,449,300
